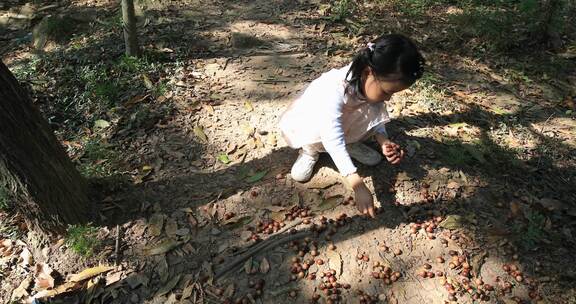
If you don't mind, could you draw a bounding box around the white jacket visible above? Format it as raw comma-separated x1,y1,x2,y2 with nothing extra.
279,64,390,176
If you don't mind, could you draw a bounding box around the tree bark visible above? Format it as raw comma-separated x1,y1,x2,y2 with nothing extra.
121,0,139,57
0,60,93,234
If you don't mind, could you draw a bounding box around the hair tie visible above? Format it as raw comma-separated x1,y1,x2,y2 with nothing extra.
367,42,375,52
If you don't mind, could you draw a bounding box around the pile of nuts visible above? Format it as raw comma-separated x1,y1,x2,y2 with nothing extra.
447,250,472,278
438,276,492,302
370,261,402,285
221,278,265,304
245,219,286,241
314,269,351,303
289,257,317,281
410,216,444,240
285,205,312,221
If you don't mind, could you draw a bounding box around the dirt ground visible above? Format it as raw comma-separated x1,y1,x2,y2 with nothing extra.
1,0,575,303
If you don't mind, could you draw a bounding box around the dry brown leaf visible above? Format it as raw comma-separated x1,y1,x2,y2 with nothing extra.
510,201,521,218
260,257,270,274
155,274,181,297
126,273,149,289
241,124,255,137
447,181,460,189
11,277,31,300
34,263,55,290
244,256,253,274
194,125,208,143
165,218,178,238
223,283,235,298
70,265,114,282
33,281,80,299
181,282,194,299
267,133,277,147
254,136,264,149
105,271,123,286
244,100,254,112
148,213,165,237
204,103,215,114
19,247,33,267
144,239,183,256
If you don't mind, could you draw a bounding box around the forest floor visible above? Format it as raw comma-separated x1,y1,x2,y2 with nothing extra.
1,0,576,303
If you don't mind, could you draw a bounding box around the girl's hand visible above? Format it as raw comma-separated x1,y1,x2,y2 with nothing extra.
346,173,375,218
382,141,404,165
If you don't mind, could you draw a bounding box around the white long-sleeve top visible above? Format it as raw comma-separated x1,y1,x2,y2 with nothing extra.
279,64,390,176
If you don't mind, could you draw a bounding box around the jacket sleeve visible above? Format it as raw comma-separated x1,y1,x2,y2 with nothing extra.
319,96,357,176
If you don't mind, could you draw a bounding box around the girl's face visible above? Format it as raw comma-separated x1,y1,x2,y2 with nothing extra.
362,67,410,103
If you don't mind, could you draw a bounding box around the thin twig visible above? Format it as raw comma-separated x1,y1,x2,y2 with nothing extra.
215,231,312,279
234,219,303,256
114,224,121,266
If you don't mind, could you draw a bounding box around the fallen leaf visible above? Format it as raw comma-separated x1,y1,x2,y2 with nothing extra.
70,265,114,282
202,261,214,284
142,74,155,90
19,248,33,268
326,250,342,276
447,181,460,189
314,195,343,212
218,153,231,164
181,283,194,299
260,257,270,274
34,263,55,290
223,283,235,298
165,218,178,238
246,170,268,183
126,273,149,289
538,198,565,211
93,119,110,130
105,271,123,286
244,257,253,274
510,201,521,218
144,239,183,256
241,124,255,137
438,215,464,230
33,281,80,299
148,213,165,237
224,216,253,229
244,100,254,112
11,277,31,300
155,274,181,297
267,133,277,147
203,103,215,114
194,125,208,143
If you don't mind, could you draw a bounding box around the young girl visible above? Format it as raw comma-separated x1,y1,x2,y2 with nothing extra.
279,34,425,218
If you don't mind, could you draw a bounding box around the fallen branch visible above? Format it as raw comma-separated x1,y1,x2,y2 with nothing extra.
215,230,312,279
232,219,303,257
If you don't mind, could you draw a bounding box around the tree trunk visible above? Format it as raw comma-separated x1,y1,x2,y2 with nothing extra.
121,0,139,57
0,60,93,235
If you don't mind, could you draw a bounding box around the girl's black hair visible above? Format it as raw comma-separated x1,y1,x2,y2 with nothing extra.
346,34,425,98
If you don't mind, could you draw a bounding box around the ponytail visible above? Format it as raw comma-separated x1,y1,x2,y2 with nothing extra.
345,34,425,99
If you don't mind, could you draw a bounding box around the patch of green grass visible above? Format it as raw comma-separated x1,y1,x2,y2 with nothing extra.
79,64,120,107
440,141,483,167
0,185,10,211
66,224,100,257
513,210,547,249
119,55,150,73
331,0,355,22
78,138,119,178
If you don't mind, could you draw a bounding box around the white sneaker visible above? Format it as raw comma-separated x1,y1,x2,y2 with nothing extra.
347,142,382,166
290,151,319,182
